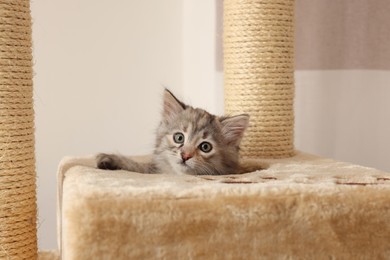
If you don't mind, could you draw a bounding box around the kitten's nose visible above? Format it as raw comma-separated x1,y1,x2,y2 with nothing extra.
181,152,193,162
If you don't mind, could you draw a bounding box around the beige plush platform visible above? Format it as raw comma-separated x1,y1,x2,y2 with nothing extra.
58,152,390,259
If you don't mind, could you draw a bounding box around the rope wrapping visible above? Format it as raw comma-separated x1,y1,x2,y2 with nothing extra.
224,0,295,158
0,0,38,258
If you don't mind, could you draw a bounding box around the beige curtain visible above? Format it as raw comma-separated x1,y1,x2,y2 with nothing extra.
295,0,390,70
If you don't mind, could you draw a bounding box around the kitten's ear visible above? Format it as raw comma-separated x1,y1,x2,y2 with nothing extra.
163,89,186,123
220,114,249,145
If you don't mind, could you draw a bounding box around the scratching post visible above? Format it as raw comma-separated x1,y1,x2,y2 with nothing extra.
224,0,295,158
0,1,38,259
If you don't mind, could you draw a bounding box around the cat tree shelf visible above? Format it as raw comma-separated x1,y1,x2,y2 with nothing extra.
57,152,390,259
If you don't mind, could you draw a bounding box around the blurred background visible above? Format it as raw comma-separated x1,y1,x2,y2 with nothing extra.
31,0,390,250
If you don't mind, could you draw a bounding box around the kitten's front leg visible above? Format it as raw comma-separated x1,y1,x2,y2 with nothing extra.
96,153,156,173
237,160,269,174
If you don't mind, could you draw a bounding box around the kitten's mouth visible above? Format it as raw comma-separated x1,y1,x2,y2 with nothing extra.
179,161,189,167
178,160,192,170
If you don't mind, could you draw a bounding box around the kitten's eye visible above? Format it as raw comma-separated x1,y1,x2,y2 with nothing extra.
199,142,212,153
173,132,185,144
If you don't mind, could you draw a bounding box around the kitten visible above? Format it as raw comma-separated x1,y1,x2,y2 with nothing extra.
96,89,260,175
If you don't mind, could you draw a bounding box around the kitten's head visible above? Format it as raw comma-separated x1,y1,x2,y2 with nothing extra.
154,89,249,175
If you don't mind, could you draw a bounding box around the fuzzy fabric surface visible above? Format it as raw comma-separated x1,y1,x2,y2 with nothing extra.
58,152,390,259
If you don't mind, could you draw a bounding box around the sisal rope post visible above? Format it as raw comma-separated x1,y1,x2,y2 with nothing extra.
0,0,38,259
224,0,295,158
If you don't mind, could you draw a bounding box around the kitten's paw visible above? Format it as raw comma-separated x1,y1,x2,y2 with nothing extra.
96,153,120,170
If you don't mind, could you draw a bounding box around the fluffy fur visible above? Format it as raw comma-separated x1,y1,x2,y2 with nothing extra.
97,89,253,175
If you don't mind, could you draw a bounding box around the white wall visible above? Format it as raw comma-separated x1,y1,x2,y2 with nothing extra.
182,0,223,115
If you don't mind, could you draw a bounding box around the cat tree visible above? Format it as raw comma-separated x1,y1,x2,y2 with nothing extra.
0,1,38,259
2,0,390,259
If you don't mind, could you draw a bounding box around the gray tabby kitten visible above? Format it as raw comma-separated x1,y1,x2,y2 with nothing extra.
97,89,256,175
